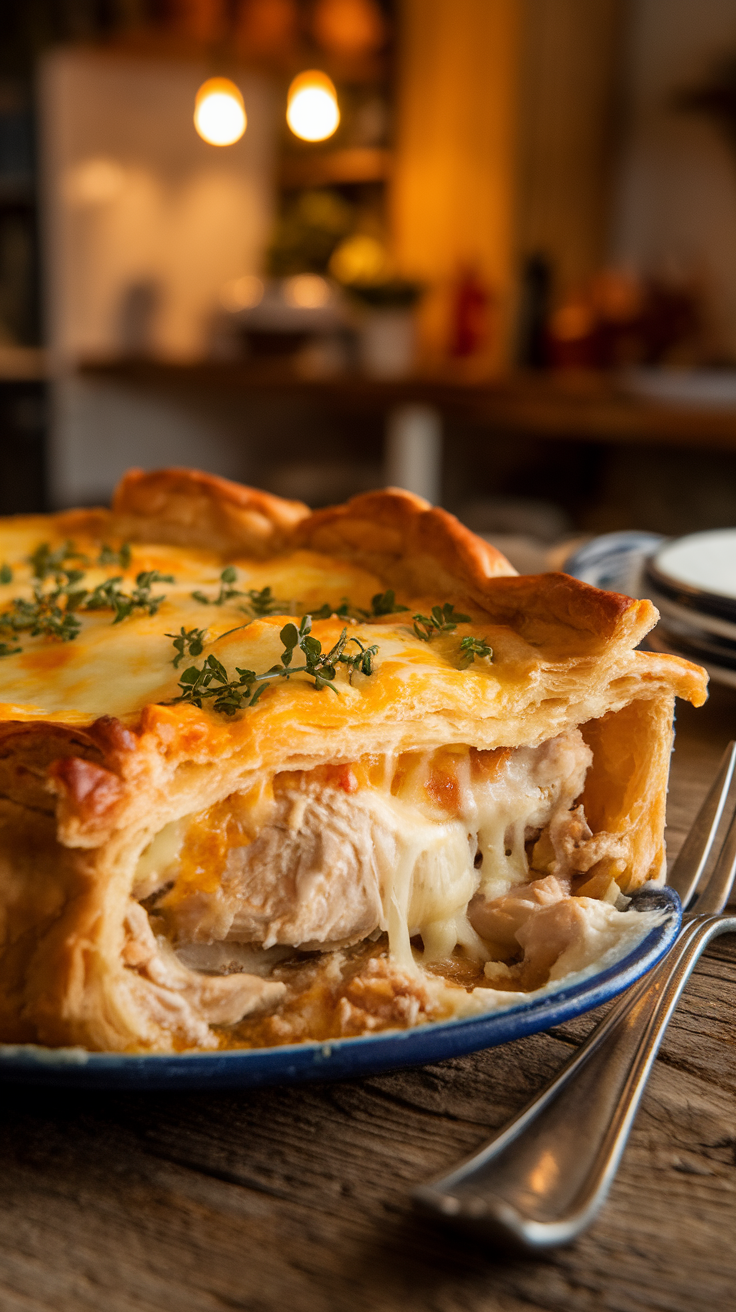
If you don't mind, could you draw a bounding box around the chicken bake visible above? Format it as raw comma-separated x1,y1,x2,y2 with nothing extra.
0,469,706,1053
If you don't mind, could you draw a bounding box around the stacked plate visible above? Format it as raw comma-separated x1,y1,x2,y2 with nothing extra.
643,531,736,688
565,529,736,688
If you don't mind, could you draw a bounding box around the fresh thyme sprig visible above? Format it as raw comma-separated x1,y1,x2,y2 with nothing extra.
243,585,293,616
0,584,83,644
171,615,378,716
29,540,88,581
192,580,408,623
166,626,208,668
0,542,90,646
192,566,245,607
410,603,493,668
310,598,355,621
83,570,174,623
0,540,174,656
310,589,408,622
367,589,408,617
0,540,87,647
458,636,493,667
193,571,297,615
412,603,472,641
97,543,131,569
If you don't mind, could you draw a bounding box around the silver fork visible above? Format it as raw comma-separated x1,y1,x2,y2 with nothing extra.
414,740,736,1251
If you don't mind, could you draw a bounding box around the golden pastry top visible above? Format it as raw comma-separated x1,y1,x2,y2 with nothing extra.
0,469,707,848
0,520,701,735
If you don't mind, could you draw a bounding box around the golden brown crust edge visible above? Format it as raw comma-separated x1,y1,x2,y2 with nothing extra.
102,469,633,643
110,466,310,558
12,466,708,718
102,468,702,677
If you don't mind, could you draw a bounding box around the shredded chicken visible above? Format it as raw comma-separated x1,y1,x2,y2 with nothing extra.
125,729,636,1038
163,787,384,950
468,873,570,948
530,804,630,882
122,902,285,1042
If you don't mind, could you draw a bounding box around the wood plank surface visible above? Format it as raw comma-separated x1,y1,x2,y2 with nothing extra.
0,688,735,1312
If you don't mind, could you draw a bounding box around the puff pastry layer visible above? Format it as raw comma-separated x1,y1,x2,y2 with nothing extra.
0,469,706,1052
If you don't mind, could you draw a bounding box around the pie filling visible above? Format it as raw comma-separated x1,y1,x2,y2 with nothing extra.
121,729,651,1046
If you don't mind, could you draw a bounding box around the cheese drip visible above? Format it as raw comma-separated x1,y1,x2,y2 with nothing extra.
135,730,593,971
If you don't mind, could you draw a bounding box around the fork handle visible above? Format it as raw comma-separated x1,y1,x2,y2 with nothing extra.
414,912,736,1251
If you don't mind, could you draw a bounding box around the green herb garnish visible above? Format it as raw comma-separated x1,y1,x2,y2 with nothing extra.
171,615,378,716
0,564,12,585
192,566,245,607
243,585,293,616
28,540,87,581
0,589,82,644
83,570,174,623
368,589,408,617
459,636,493,666
310,590,407,622
310,598,354,621
97,543,131,569
412,604,471,641
166,626,208,668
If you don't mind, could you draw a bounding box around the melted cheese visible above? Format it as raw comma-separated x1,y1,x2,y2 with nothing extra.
0,522,522,734
137,732,592,973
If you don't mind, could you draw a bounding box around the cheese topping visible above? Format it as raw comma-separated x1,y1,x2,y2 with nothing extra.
0,517,665,1050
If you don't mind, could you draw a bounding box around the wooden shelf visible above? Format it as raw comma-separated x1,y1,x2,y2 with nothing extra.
78,360,736,453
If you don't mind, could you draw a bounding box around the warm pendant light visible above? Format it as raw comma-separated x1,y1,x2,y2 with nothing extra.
194,77,247,146
286,70,340,142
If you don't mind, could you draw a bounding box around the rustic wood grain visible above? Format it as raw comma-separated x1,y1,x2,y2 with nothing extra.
0,687,734,1312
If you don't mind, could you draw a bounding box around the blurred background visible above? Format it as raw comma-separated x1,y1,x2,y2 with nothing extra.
3,0,736,568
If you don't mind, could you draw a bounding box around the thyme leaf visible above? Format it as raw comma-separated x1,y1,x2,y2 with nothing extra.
83,570,174,623
312,590,408,622
242,585,293,617
29,540,88,581
310,598,355,621
0,589,82,643
192,566,248,607
171,614,378,715
166,626,208,668
97,543,131,569
0,564,12,585
458,636,493,667
412,603,471,641
367,589,408,617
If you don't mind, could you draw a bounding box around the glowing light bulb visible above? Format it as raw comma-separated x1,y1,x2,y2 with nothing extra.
194,78,246,147
286,71,340,142
283,275,331,308
220,275,264,312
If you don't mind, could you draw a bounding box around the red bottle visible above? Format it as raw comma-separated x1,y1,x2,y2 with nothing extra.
450,266,491,358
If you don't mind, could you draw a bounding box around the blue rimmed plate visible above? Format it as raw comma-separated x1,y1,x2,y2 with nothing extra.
564,530,736,687
0,888,681,1089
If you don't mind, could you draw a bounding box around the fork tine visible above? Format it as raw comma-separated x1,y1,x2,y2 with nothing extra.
668,740,736,906
691,800,736,916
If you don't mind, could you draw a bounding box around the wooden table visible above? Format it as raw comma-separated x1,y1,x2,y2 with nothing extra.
1,687,735,1312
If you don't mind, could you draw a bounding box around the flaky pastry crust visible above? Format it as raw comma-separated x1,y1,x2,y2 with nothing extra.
0,468,707,1053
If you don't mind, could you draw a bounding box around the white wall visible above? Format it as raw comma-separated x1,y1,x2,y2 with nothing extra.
39,49,277,362
48,375,256,508
38,49,279,507
612,0,736,356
